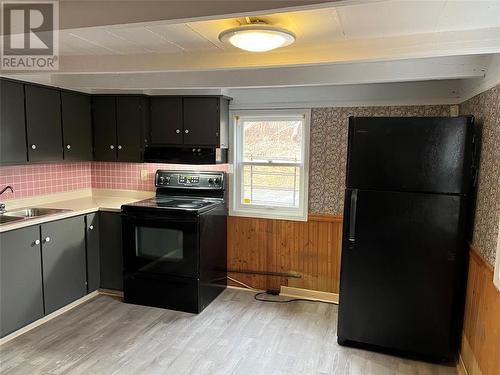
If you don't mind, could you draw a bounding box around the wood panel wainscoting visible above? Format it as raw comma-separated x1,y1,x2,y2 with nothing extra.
460,246,500,375
227,214,343,293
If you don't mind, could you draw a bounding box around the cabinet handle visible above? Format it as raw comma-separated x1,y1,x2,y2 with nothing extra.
33,239,40,246
31,144,37,150
110,145,115,150
175,129,180,134
43,237,51,243
66,144,71,150
185,129,189,134
118,145,122,150
89,225,94,230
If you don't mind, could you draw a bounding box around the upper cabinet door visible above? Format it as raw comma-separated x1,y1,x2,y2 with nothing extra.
25,85,63,162
61,92,93,161
93,96,117,161
116,96,147,162
183,98,220,146
0,80,27,165
150,97,183,145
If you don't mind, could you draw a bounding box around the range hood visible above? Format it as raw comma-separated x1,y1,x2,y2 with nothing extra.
143,146,227,164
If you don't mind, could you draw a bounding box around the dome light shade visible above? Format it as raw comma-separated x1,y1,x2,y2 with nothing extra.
219,25,295,52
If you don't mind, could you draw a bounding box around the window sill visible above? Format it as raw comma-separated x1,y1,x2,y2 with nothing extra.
229,208,308,222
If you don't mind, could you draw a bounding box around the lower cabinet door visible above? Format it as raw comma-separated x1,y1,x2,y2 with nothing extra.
0,226,44,338
86,213,100,293
99,212,123,291
41,216,87,314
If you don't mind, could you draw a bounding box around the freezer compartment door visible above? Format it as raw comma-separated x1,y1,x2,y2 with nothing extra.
346,116,475,194
338,189,468,360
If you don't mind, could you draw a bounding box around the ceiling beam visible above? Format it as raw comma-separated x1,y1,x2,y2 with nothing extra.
459,53,500,102
46,55,489,90
228,80,462,108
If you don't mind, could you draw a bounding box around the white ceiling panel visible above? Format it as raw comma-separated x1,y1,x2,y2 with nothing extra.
60,32,112,56
437,0,500,31
108,27,183,54
146,24,220,52
66,28,149,55
337,0,446,39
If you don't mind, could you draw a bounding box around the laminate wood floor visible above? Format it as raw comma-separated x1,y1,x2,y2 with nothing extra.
0,289,457,375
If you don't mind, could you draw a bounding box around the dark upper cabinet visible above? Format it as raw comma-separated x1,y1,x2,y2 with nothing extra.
93,96,117,161
183,97,221,146
147,96,229,148
25,85,63,162
0,226,44,338
116,96,148,162
150,97,183,145
0,80,27,165
93,96,147,162
41,216,87,314
61,91,93,161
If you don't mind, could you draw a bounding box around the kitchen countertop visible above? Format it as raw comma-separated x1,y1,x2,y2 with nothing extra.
0,189,154,233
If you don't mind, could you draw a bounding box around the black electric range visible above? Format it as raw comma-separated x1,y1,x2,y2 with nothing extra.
121,170,227,313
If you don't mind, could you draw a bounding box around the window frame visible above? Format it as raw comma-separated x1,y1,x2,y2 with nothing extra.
229,109,310,221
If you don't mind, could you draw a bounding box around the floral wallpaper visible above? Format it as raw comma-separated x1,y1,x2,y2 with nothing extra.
308,105,451,215
460,85,499,266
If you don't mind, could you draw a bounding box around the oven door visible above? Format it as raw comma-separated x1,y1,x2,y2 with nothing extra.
122,211,199,278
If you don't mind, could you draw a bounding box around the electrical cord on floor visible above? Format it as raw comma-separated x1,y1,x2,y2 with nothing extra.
254,292,338,305
227,275,338,305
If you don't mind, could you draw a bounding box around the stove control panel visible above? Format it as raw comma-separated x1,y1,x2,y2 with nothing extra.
155,170,224,189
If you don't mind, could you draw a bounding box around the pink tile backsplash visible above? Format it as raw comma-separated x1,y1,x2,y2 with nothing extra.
91,162,229,191
0,162,229,200
0,163,92,200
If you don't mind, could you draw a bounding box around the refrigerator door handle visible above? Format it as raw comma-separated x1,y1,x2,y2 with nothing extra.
348,189,358,243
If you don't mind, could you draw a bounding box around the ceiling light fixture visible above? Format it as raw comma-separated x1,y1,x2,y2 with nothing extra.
219,23,295,52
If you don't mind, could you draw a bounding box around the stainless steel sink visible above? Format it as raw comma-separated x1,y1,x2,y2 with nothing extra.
3,207,70,218
0,215,24,224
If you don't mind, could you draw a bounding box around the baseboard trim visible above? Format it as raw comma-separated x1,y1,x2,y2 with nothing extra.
457,353,470,375
280,286,339,303
0,291,99,346
227,285,259,293
98,288,124,297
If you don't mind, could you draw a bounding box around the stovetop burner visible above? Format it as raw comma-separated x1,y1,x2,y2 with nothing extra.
125,196,222,212
122,170,226,214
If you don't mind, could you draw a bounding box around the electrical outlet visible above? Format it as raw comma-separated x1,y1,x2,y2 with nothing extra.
140,169,149,181
450,104,459,117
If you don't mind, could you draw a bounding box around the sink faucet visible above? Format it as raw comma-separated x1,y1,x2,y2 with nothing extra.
0,186,14,214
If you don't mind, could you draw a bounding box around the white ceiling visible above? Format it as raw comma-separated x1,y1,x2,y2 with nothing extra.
57,0,500,57
2,0,500,104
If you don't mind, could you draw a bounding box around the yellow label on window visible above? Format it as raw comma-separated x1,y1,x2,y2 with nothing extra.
243,198,251,204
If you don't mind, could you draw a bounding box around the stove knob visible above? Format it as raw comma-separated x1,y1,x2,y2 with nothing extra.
159,176,165,184
208,178,214,184
214,178,220,185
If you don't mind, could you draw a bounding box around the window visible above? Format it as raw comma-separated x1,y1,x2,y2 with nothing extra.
230,109,310,221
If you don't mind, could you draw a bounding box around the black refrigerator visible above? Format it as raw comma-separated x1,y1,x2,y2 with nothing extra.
337,116,477,363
